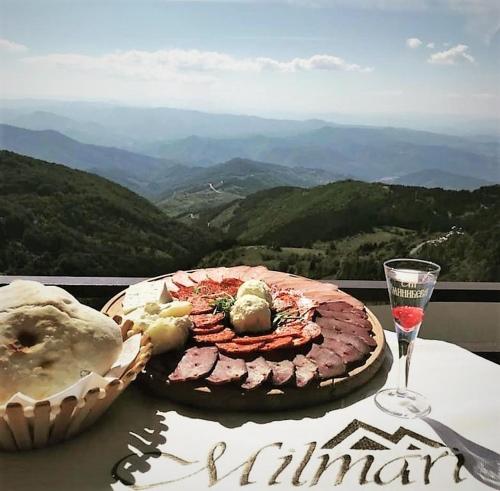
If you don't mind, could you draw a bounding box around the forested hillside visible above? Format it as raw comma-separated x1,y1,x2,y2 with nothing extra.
0,151,216,276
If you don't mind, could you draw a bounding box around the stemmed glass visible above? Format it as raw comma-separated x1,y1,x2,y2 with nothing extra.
375,258,441,419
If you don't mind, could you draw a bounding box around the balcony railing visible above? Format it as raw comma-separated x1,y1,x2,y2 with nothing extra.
1,275,499,363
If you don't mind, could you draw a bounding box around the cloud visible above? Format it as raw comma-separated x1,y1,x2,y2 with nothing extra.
406,37,423,48
426,42,435,48
472,92,495,99
22,48,373,80
0,38,28,53
427,44,475,64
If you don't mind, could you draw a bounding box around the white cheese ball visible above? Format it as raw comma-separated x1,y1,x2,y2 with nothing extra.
230,294,271,334
146,316,191,355
237,280,273,307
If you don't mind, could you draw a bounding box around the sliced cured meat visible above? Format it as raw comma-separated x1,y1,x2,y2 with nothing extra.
320,294,364,309
232,331,297,344
293,355,317,387
270,360,295,386
216,341,264,355
317,301,356,312
292,334,312,347
218,278,243,296
240,266,270,281
321,338,364,365
194,328,235,344
172,270,197,287
273,292,299,312
319,314,370,330
168,347,218,382
205,267,227,283
188,298,214,315
307,344,346,379
191,312,225,328
163,276,180,294
189,269,208,283
241,357,271,390
192,324,226,335
320,308,367,321
321,330,371,355
316,318,376,348
206,354,247,385
226,265,253,280
260,336,294,352
302,321,322,339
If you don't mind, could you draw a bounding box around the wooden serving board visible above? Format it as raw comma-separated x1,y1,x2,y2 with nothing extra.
102,272,387,412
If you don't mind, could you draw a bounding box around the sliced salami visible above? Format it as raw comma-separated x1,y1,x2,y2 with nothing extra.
206,354,247,385
216,341,265,355
192,323,226,335
270,360,295,386
232,331,297,345
260,336,294,352
194,328,235,344
293,355,318,387
241,357,271,390
168,347,218,382
307,344,346,379
191,312,225,328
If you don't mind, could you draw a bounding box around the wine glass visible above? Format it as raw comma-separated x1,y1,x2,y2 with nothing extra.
374,258,441,419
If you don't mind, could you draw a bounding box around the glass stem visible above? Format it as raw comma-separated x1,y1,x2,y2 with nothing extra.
397,337,415,396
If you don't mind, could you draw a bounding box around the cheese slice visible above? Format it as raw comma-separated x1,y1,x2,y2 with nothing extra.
122,281,173,314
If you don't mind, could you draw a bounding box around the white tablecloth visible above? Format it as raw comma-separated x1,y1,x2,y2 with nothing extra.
1,331,499,491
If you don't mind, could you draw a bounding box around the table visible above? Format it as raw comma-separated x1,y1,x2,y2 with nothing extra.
1,331,499,491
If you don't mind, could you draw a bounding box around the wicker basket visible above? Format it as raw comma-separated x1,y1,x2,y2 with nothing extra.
0,319,152,451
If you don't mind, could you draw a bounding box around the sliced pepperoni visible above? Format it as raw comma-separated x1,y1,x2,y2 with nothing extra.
194,328,235,344
188,298,214,315
291,334,312,347
260,336,294,352
191,312,225,328
232,331,297,345
241,357,271,390
216,341,265,355
192,323,225,335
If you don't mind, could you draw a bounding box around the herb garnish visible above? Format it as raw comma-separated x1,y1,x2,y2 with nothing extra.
272,310,304,328
211,295,236,316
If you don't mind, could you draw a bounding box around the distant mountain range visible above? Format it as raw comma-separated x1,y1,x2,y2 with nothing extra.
0,101,330,146
0,124,195,197
156,157,344,218
382,169,493,190
0,150,216,276
153,126,499,182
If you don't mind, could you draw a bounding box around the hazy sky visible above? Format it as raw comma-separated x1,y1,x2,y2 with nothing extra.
1,0,499,119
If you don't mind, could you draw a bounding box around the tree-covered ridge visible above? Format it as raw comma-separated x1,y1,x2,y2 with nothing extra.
0,151,216,276
199,181,500,281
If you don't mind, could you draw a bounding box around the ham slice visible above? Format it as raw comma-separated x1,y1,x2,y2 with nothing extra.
205,267,227,283
320,330,371,355
293,355,318,387
225,265,253,280
270,360,295,386
316,317,376,347
240,266,270,281
172,270,197,287
321,337,364,365
206,354,247,385
307,344,346,379
168,347,218,382
189,269,208,283
241,357,271,390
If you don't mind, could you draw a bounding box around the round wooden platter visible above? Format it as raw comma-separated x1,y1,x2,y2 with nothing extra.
102,271,387,412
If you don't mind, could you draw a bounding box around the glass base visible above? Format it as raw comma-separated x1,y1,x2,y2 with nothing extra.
374,388,431,419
